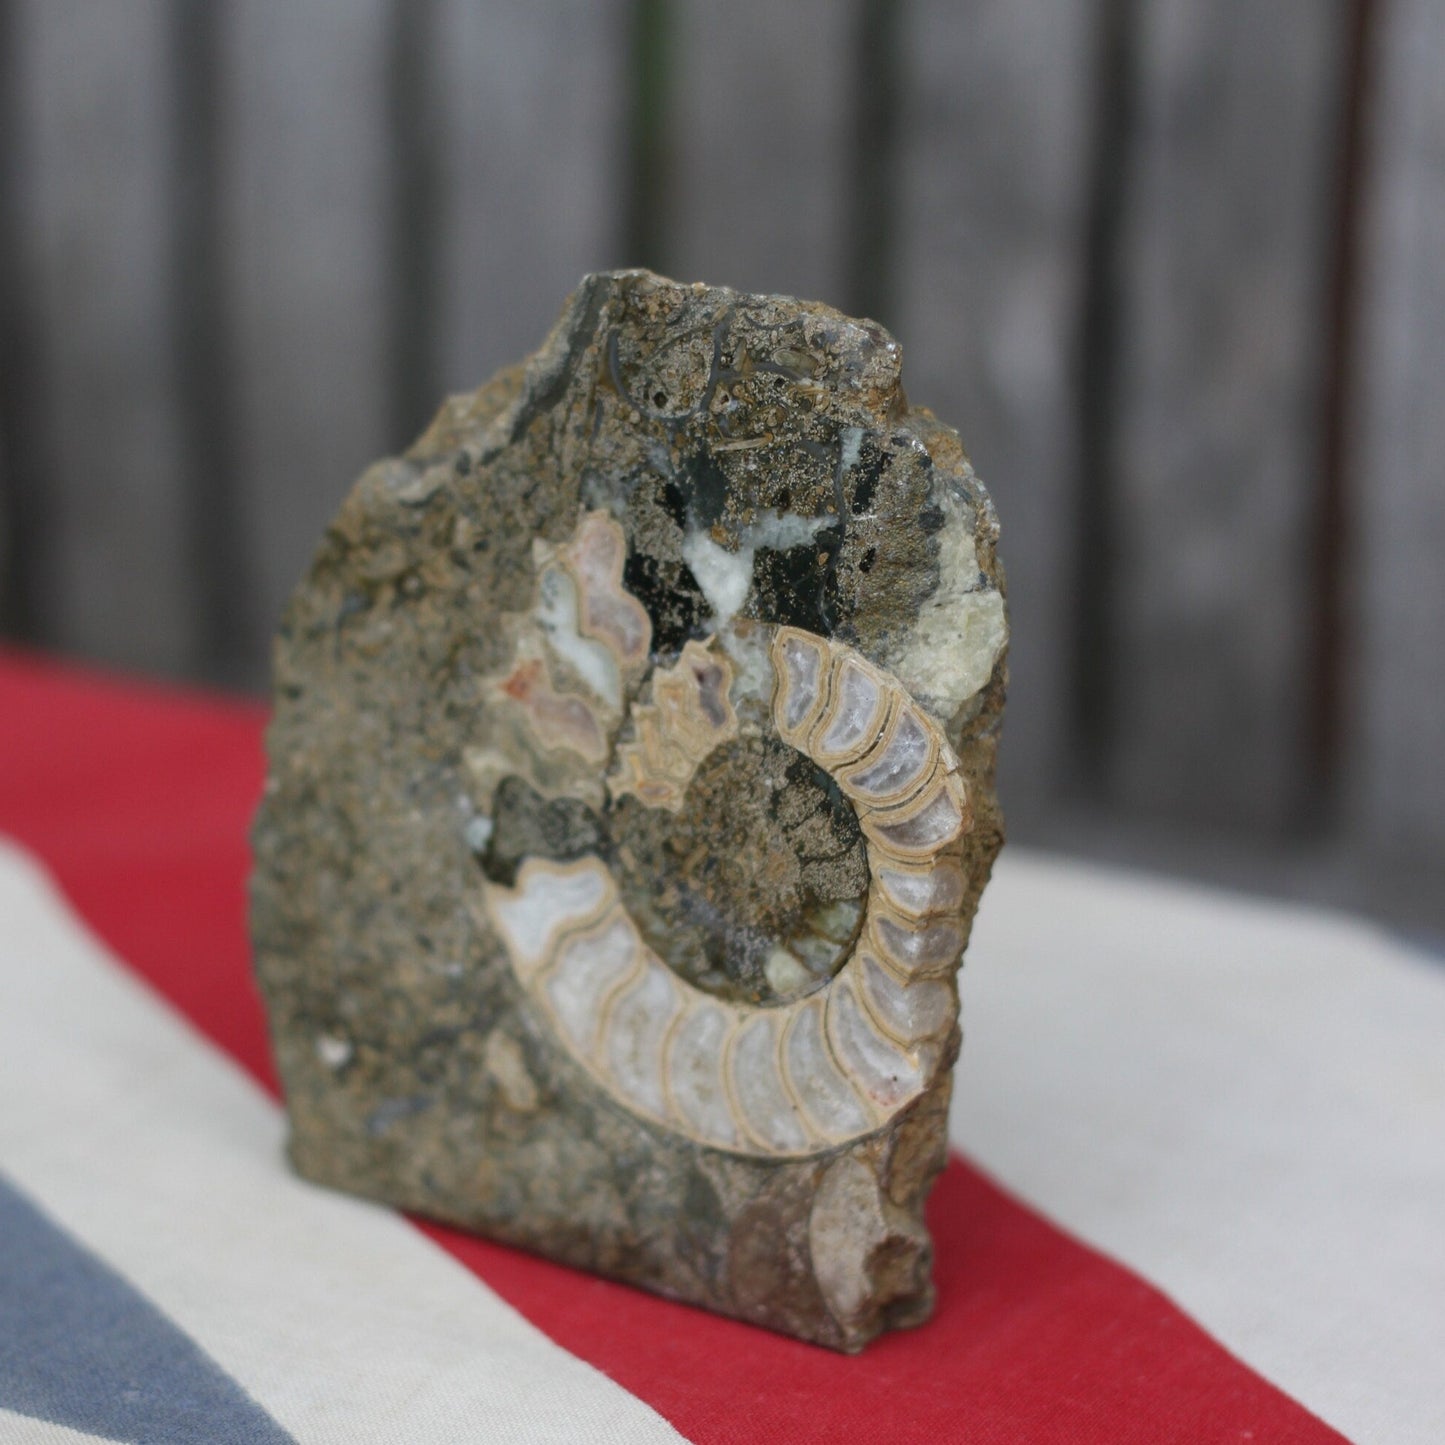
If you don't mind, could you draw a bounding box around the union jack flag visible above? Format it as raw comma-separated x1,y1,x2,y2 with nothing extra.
1,653,1440,1444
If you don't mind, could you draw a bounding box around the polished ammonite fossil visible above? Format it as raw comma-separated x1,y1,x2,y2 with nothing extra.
250,269,1007,1351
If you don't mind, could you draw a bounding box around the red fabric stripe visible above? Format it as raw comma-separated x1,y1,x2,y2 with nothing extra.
0,650,1348,1444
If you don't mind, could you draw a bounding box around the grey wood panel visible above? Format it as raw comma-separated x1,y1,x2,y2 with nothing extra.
667,0,852,304
11,0,193,675
1349,0,1445,875
222,0,393,676
1108,1,1348,831
894,0,1099,829
0,0,45,641
431,0,631,399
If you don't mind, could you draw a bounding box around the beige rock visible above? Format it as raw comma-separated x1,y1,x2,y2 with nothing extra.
251,270,1007,1350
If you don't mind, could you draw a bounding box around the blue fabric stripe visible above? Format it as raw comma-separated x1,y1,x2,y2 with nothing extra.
0,1174,295,1444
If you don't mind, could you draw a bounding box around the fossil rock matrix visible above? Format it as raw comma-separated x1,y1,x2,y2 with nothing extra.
251,270,1008,1351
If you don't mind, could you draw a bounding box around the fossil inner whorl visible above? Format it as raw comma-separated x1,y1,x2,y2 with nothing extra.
483,621,972,1159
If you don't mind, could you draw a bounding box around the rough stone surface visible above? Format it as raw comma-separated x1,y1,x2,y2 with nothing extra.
250,270,1008,1351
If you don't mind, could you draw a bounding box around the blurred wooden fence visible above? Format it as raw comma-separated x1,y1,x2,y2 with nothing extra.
0,1,1440,913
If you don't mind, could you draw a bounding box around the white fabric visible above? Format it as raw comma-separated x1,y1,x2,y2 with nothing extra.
954,851,1445,1445
0,838,684,1445
0,1411,114,1444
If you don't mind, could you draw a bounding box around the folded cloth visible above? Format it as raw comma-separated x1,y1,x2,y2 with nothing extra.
1,651,1441,1444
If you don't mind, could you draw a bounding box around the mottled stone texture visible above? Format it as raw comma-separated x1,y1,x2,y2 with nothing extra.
251,270,1007,1350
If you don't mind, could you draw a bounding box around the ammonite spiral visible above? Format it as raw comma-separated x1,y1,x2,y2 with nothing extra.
481,515,973,1157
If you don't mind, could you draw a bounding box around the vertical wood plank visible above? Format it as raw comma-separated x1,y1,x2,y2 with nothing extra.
431,0,631,397
894,0,1099,828
1108,1,1349,831
1349,0,1445,881
620,0,670,274
171,0,251,682
0,0,49,643
844,0,904,325
8,0,193,675
385,0,444,449
666,0,853,304
222,0,393,674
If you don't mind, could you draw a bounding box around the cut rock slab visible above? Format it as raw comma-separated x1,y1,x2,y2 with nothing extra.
251,269,1008,1351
